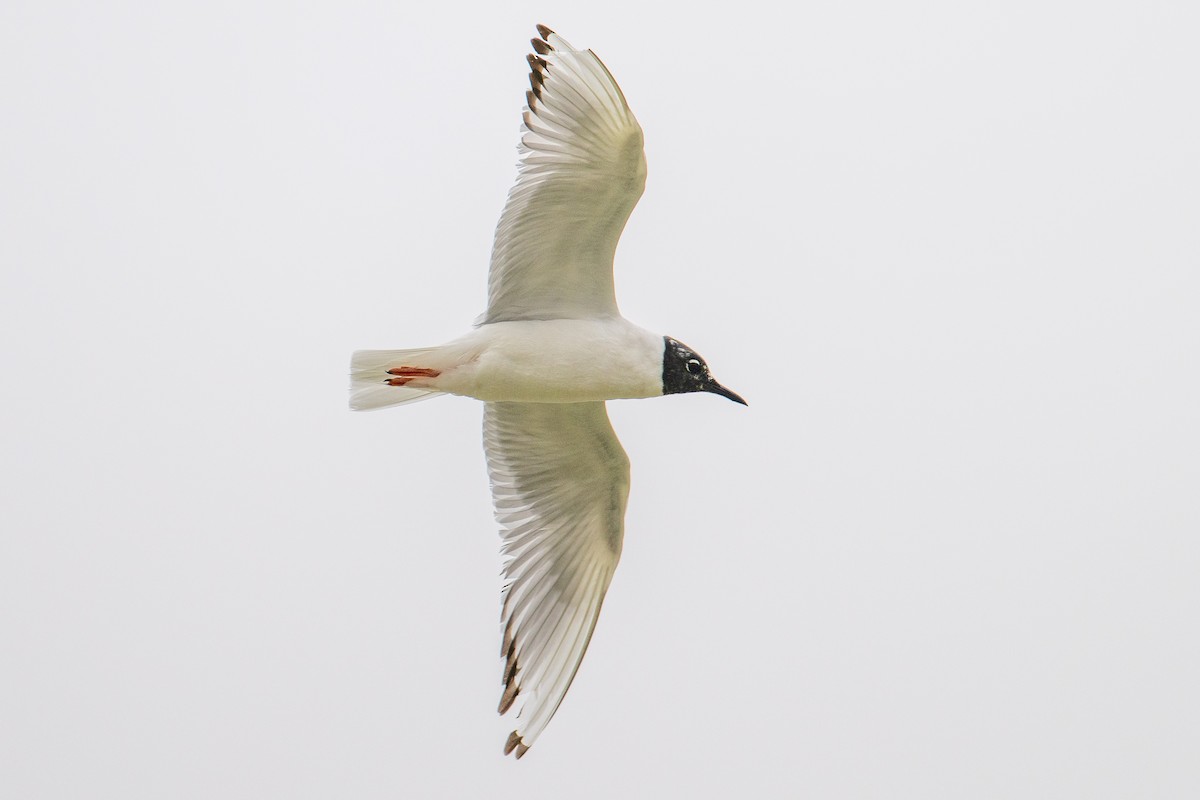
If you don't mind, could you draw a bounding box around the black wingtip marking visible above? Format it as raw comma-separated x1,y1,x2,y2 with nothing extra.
531,37,551,56
535,23,554,40
499,623,521,713
498,680,519,714
502,645,519,685
503,731,530,759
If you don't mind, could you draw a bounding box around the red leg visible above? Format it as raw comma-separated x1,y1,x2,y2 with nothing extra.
383,366,441,387
386,367,441,377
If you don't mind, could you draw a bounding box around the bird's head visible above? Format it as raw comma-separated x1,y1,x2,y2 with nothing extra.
661,337,746,405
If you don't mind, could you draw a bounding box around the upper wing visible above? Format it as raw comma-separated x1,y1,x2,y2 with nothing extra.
481,25,647,324
483,401,629,758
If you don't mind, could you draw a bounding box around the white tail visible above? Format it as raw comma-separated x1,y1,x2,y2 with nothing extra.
350,348,444,411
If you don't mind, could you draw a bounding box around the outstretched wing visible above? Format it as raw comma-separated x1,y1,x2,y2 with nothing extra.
483,401,629,758
481,24,647,324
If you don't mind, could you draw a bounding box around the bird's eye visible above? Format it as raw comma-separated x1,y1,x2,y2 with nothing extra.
685,359,703,375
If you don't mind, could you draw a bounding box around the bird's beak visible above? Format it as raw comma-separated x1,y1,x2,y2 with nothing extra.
706,381,747,406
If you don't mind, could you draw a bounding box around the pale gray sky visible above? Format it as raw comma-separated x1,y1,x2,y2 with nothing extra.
2,1,1198,797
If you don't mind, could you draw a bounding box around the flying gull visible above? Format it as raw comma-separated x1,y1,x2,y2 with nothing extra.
351,24,745,758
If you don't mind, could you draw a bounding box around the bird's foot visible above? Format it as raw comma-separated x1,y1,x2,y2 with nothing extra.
384,366,441,387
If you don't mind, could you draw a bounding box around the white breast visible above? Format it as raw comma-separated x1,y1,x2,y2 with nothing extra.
435,318,664,403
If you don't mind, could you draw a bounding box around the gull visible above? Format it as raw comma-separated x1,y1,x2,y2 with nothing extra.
350,24,745,758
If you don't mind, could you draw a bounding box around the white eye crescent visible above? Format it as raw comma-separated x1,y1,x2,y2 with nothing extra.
685,358,703,375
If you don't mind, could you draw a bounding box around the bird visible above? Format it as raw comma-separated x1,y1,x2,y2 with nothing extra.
350,24,745,759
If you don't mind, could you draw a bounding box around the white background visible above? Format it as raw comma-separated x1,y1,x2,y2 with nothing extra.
2,1,1198,797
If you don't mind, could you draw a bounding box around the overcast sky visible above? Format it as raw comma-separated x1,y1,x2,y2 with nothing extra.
2,1,1198,797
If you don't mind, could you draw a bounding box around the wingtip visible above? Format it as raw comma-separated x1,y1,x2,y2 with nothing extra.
525,55,547,107
504,730,530,759
526,53,548,73
498,682,519,714
535,23,554,40
531,37,551,56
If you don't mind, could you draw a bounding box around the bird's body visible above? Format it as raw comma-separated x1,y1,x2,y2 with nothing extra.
350,25,743,758
354,318,665,403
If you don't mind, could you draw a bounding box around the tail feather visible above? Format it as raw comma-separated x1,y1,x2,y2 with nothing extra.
350,348,443,411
